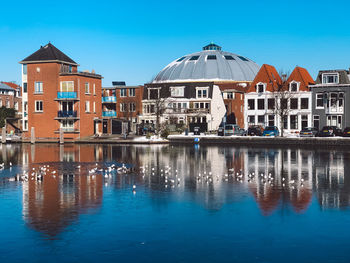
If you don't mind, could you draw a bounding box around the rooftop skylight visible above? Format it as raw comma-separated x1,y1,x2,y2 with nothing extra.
176,57,186,62
224,55,235,60
189,56,200,61
207,55,217,60
238,56,249,62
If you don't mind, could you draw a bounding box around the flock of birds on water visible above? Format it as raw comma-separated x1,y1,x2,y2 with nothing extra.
1,161,309,193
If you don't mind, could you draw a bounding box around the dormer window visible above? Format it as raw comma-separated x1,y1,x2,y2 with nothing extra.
322,73,339,84
196,87,208,98
256,83,265,93
289,81,299,92
170,86,184,97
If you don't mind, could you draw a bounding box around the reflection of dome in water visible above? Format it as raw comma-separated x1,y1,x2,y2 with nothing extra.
152,43,260,83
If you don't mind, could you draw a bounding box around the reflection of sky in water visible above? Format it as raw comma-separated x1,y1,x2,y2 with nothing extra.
0,144,350,263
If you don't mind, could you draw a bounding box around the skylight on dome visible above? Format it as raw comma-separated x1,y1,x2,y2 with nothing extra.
224,55,235,60
189,56,200,61
207,55,216,60
176,57,186,62
238,56,249,61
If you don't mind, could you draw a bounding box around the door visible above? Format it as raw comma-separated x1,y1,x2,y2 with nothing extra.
103,120,108,134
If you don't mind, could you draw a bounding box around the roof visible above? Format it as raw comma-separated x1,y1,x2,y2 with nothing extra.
152,44,260,83
286,67,315,91
314,69,350,85
248,64,282,93
1,82,21,90
20,43,78,65
0,82,17,91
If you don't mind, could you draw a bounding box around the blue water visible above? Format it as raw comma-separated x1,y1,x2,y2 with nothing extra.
0,144,349,262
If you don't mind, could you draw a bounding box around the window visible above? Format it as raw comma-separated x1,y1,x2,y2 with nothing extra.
197,88,208,98
290,98,298,109
313,115,320,130
85,83,90,94
85,101,90,112
224,55,235,60
301,115,308,129
301,98,309,109
207,55,216,60
258,115,264,124
238,56,249,61
120,103,127,112
268,115,275,126
35,82,43,94
316,93,324,108
322,73,339,84
5,100,9,108
290,82,298,92
61,119,74,128
23,64,27,75
257,99,264,110
129,88,135,97
283,116,288,129
35,101,43,112
248,99,255,110
24,120,28,130
93,84,96,95
176,57,186,62
93,102,96,113
281,98,288,109
189,56,200,61
339,93,344,108
256,83,265,93
130,103,136,112
226,92,234,99
120,88,127,97
23,83,27,93
0,100,2,107
248,115,255,124
268,98,275,110
171,87,184,97
61,81,74,92
290,115,298,129
14,102,18,110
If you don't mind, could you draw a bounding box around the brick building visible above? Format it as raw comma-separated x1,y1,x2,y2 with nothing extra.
19,43,102,139
0,82,22,133
101,83,143,134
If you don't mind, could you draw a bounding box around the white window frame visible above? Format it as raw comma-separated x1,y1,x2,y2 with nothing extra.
129,88,135,97
93,84,96,95
130,102,136,112
256,82,266,93
93,102,96,113
60,81,74,92
34,82,43,94
170,86,185,97
316,93,324,109
85,101,90,112
289,81,299,92
35,100,43,112
196,87,208,98
322,73,339,84
85,83,90,94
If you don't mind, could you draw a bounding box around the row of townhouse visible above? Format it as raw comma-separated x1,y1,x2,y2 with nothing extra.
245,64,350,134
17,42,350,139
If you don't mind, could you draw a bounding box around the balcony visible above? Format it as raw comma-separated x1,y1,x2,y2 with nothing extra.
56,110,79,119
56,92,78,100
186,108,210,114
54,128,80,133
102,111,117,117
102,96,117,103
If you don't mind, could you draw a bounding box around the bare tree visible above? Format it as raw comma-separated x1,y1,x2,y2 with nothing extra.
271,71,295,137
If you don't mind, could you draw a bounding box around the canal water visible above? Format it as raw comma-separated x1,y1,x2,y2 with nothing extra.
0,144,350,263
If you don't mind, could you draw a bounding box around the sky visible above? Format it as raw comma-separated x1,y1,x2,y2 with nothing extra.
1,0,350,86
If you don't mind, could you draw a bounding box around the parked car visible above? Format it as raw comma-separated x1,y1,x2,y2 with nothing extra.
299,127,318,137
317,126,342,137
224,124,247,136
342,127,350,137
262,126,279,137
217,126,224,136
247,125,264,136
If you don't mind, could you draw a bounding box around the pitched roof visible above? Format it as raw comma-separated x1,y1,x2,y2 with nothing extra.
0,82,17,91
286,67,315,91
1,82,21,90
20,43,78,65
247,64,282,93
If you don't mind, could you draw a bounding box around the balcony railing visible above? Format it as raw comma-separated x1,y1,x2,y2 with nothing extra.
186,108,210,114
58,110,78,118
57,92,77,99
102,111,117,117
102,96,117,103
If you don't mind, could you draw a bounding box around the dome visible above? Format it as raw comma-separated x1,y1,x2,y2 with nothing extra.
152,43,260,83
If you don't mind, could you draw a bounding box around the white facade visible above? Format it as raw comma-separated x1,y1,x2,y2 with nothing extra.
244,89,313,134
21,64,28,132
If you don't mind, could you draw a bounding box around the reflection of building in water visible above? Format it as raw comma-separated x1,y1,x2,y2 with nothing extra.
314,151,350,209
21,144,103,238
244,148,313,215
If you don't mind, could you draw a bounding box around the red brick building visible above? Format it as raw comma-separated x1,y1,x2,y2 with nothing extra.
101,84,143,134
19,43,102,139
0,82,22,133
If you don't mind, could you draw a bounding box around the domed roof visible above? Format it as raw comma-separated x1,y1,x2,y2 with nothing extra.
152,43,260,83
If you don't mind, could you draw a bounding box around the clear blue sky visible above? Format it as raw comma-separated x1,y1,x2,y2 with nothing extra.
1,0,350,86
